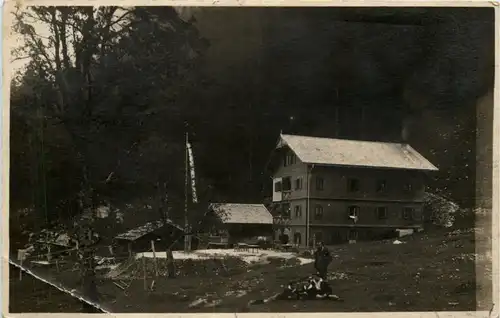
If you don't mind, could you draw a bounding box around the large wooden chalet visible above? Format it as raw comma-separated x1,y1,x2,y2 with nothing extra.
267,133,438,247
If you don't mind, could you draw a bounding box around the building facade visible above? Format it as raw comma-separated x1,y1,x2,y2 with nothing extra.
268,134,438,247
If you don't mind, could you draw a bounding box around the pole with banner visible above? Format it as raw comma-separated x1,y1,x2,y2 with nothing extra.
184,132,189,252
184,130,198,252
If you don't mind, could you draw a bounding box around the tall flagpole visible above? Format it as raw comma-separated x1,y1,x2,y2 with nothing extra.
184,131,189,252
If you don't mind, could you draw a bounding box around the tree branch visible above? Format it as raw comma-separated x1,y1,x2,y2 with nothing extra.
59,8,72,69
50,8,62,72
106,8,133,30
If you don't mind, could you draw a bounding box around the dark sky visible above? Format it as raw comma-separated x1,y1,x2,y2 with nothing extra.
191,7,494,139
185,7,494,206
10,7,494,210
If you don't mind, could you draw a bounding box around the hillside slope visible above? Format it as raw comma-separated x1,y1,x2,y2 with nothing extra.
235,228,485,312
10,228,488,313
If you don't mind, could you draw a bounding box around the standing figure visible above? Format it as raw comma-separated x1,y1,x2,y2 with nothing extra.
314,241,332,279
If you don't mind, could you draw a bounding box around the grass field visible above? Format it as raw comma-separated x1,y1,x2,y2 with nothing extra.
9,227,489,313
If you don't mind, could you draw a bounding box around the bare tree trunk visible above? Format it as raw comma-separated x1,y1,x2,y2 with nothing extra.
59,8,72,70
76,161,100,312
50,8,62,72
157,182,176,278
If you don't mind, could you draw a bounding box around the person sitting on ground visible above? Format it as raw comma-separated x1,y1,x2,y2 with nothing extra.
279,276,334,300
300,276,320,299
280,282,299,300
314,241,332,280
313,276,333,299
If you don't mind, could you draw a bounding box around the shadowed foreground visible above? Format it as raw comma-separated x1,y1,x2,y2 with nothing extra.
10,228,486,313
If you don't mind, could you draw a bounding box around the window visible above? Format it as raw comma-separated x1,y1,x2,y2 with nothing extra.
294,232,302,245
314,205,323,220
348,206,360,220
316,177,324,190
284,152,296,166
274,181,282,192
295,177,303,190
376,207,388,219
412,208,422,220
376,180,387,193
403,207,414,220
282,177,292,191
348,178,360,192
404,183,413,192
294,205,302,218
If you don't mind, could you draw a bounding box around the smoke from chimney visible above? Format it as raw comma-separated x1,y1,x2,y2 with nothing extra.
401,117,411,143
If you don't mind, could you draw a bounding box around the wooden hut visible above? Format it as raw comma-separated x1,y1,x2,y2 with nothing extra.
203,203,274,247
113,219,187,256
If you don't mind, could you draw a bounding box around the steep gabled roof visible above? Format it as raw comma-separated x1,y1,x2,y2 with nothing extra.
277,134,438,171
209,203,273,225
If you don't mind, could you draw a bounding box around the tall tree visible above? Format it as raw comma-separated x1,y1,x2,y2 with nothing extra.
12,5,208,311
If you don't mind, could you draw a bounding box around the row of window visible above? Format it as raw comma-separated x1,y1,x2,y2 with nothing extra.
275,176,413,193
289,230,358,245
285,205,420,221
284,153,297,166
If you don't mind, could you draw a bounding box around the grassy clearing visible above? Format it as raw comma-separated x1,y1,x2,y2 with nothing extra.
239,229,482,312
9,228,486,313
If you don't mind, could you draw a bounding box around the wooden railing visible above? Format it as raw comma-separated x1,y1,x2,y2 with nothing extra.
273,215,291,226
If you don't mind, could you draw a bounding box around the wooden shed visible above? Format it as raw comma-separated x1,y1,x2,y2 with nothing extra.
203,203,274,247
113,219,188,256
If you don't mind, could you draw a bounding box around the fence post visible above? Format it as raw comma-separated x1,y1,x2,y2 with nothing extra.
47,245,51,262
166,249,175,278
142,253,147,291
151,240,158,277
17,249,26,281
19,259,23,281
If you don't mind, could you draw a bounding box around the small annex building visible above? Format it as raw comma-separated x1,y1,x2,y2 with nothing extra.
202,203,274,247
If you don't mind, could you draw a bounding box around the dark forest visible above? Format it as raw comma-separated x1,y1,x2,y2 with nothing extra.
10,7,494,234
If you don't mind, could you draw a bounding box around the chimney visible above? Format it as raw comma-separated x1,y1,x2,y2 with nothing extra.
401,116,413,144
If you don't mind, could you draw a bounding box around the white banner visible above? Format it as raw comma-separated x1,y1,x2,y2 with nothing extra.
186,137,198,204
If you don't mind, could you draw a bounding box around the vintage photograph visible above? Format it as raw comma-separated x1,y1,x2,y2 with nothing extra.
7,5,495,313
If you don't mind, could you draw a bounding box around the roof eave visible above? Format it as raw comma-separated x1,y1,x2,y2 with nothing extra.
262,134,289,175
302,161,439,171
223,221,273,225
276,133,287,149
277,134,309,163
